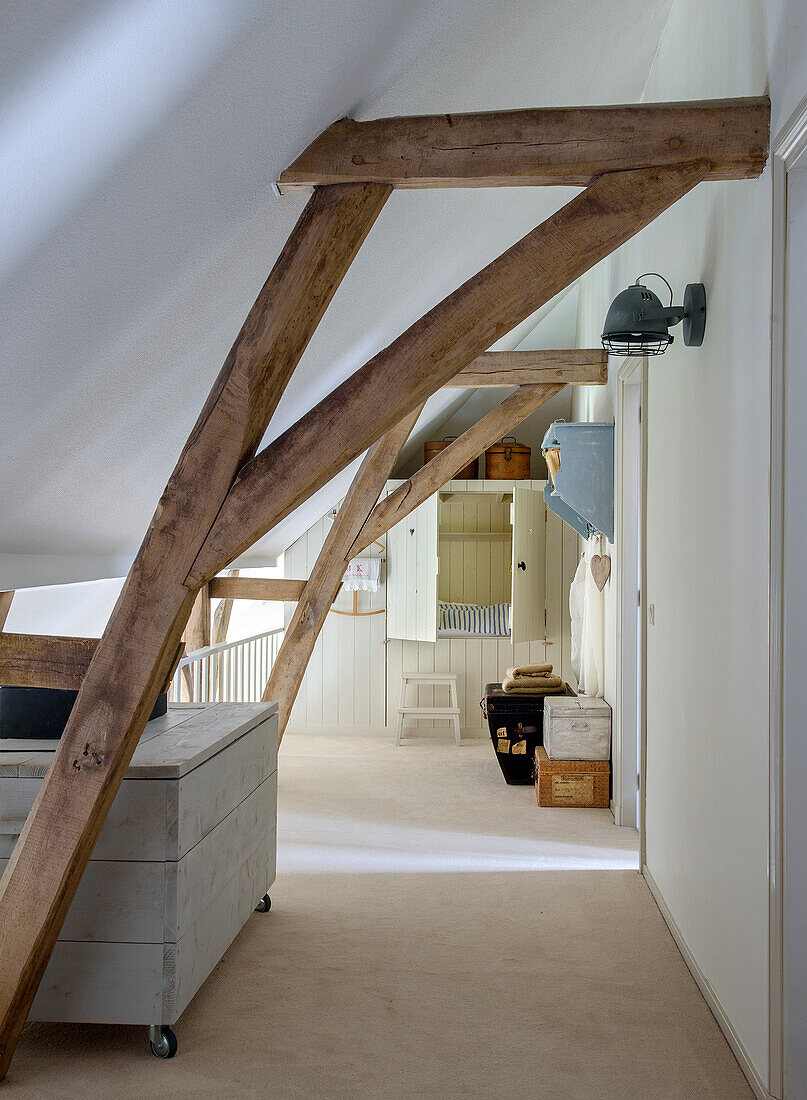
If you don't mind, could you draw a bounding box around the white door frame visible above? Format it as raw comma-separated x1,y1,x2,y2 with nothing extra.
613,356,648,848
769,92,807,1100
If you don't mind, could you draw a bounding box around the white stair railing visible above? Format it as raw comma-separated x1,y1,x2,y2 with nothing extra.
169,627,284,704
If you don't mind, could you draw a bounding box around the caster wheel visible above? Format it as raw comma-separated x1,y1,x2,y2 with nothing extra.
254,893,271,913
148,1025,177,1059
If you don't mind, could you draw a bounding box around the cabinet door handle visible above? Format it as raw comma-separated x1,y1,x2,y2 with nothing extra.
517,561,526,571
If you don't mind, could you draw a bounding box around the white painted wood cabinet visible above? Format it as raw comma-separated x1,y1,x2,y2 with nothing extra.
387,479,547,644
386,481,439,643
282,478,578,733
0,702,277,1049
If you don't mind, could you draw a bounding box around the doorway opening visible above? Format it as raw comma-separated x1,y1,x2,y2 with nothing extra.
615,357,647,839
770,92,807,1099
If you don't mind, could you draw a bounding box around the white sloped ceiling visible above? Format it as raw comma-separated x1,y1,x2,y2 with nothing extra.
0,0,671,586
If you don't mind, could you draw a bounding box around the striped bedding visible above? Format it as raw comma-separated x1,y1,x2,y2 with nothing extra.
438,601,511,637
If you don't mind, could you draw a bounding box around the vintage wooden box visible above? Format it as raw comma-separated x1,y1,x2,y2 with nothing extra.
543,695,611,760
424,439,479,478
535,746,610,808
0,702,277,1039
484,437,530,479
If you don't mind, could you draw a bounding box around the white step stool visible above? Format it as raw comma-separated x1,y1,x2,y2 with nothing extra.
396,672,461,746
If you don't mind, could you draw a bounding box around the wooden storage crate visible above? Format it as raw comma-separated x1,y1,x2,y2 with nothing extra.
543,696,611,760
534,746,609,808
0,702,278,1038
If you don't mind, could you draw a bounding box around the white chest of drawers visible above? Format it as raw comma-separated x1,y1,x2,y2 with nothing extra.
0,702,278,1050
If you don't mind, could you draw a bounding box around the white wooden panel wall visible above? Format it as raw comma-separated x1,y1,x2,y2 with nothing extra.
284,504,387,730
386,636,558,733
438,496,512,604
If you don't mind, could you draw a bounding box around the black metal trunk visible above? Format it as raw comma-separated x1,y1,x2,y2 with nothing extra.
0,687,168,740
480,682,575,784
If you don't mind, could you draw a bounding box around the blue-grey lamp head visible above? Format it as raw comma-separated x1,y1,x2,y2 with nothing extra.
601,275,706,357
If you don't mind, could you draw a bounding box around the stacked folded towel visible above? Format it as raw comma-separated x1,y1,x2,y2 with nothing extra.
501,663,565,694
506,662,553,678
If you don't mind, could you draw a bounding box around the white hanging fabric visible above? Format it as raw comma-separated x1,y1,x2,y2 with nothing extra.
569,552,586,686
579,536,606,697
342,556,381,592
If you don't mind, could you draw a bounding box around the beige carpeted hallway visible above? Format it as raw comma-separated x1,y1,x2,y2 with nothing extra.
10,730,751,1098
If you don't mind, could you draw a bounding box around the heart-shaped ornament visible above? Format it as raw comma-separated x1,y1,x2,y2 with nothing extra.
590,554,611,591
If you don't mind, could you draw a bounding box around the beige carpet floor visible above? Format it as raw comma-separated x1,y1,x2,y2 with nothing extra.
8,730,751,1099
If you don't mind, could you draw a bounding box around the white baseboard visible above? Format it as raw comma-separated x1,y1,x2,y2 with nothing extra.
643,866,774,1100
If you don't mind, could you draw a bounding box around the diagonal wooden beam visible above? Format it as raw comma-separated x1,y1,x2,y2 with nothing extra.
211,569,239,646
278,97,769,193
185,583,211,652
0,592,13,632
209,577,306,602
0,182,391,1078
351,383,565,557
446,349,607,388
264,406,423,742
189,160,710,587
0,634,99,691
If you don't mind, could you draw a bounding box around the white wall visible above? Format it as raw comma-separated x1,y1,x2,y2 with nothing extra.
3,576,125,636
573,0,777,1084
284,504,388,731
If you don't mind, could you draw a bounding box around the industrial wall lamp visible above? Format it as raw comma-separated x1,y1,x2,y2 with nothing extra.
601,273,706,356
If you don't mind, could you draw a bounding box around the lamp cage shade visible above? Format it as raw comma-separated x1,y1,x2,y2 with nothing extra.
601,284,673,356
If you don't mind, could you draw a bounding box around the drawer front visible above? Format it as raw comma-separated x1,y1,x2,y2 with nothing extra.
173,715,276,858
169,773,277,941
168,833,275,1021
0,857,168,943
28,941,164,1025
0,776,169,860
0,715,277,861
0,774,277,944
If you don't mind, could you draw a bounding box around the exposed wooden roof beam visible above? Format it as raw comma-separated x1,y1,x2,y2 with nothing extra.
190,161,708,586
208,577,306,601
0,592,13,632
184,584,211,652
0,634,98,691
447,349,607,388
211,569,238,646
278,97,769,193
